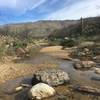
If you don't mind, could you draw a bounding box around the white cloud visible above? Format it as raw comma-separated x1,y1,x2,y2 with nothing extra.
0,0,46,14
0,0,16,8
47,0,100,20
15,0,46,12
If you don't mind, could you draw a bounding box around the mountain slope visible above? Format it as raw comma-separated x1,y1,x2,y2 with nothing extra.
0,16,100,39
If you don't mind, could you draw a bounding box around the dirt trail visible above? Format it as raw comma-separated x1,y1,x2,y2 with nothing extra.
40,46,72,60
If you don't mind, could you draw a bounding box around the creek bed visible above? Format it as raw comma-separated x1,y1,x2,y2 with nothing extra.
0,53,100,100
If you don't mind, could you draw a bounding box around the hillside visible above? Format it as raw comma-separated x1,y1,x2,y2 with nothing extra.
0,16,100,39
0,20,78,38
49,16,100,40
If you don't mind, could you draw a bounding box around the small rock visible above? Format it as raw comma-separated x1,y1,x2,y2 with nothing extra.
91,76,100,81
57,95,67,100
28,83,56,100
84,48,90,52
94,68,100,74
93,56,100,63
74,61,96,69
78,52,86,56
32,69,70,86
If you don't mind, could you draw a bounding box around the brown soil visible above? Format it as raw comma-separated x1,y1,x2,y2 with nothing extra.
0,63,57,83
40,46,72,60
0,46,71,84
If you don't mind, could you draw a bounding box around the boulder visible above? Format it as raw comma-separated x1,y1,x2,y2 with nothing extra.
74,61,96,69
28,83,56,100
32,69,70,86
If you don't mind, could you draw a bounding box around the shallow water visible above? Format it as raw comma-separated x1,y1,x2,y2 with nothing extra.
0,53,100,100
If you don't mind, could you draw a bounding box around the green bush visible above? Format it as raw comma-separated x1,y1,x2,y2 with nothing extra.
60,39,76,48
48,38,62,46
13,41,27,49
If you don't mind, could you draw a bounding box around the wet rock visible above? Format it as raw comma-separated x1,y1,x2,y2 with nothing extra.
73,85,100,95
77,52,86,57
72,59,80,62
84,48,90,52
91,76,100,81
94,68,100,74
93,56,100,63
57,95,68,100
74,61,96,69
28,83,56,100
32,69,70,86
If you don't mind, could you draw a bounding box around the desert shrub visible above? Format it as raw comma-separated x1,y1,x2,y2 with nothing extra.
60,38,77,48
28,47,40,57
13,41,27,49
48,38,62,46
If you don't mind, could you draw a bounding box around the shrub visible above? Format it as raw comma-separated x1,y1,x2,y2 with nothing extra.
60,39,76,48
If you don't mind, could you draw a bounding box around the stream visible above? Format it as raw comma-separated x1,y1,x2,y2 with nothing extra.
0,52,100,100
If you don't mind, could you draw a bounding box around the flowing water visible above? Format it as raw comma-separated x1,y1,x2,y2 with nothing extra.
0,53,100,100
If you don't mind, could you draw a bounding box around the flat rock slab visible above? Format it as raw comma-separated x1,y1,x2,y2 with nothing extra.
32,69,70,86
73,85,100,96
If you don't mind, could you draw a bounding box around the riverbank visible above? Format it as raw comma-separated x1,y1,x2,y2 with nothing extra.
0,46,71,83
0,63,57,83
0,46,100,100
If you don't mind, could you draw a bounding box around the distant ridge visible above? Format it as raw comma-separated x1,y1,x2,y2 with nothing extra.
0,16,100,38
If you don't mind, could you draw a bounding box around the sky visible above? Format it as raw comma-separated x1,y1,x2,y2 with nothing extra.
0,0,100,24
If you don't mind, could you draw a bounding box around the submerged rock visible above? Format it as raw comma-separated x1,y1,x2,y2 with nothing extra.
74,61,96,69
28,83,56,100
32,69,70,86
73,85,100,95
91,76,100,81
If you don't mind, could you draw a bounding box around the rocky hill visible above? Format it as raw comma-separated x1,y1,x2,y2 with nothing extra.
0,20,78,38
0,16,100,39
49,16,100,40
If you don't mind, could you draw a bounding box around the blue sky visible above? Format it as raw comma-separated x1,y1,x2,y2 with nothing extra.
0,0,100,24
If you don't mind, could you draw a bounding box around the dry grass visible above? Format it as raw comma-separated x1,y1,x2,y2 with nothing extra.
0,46,72,83
0,63,57,83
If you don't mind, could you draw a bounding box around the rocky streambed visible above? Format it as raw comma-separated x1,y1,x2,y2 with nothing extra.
0,46,100,100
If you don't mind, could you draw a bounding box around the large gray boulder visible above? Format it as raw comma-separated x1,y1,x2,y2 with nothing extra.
28,83,56,100
32,69,70,86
